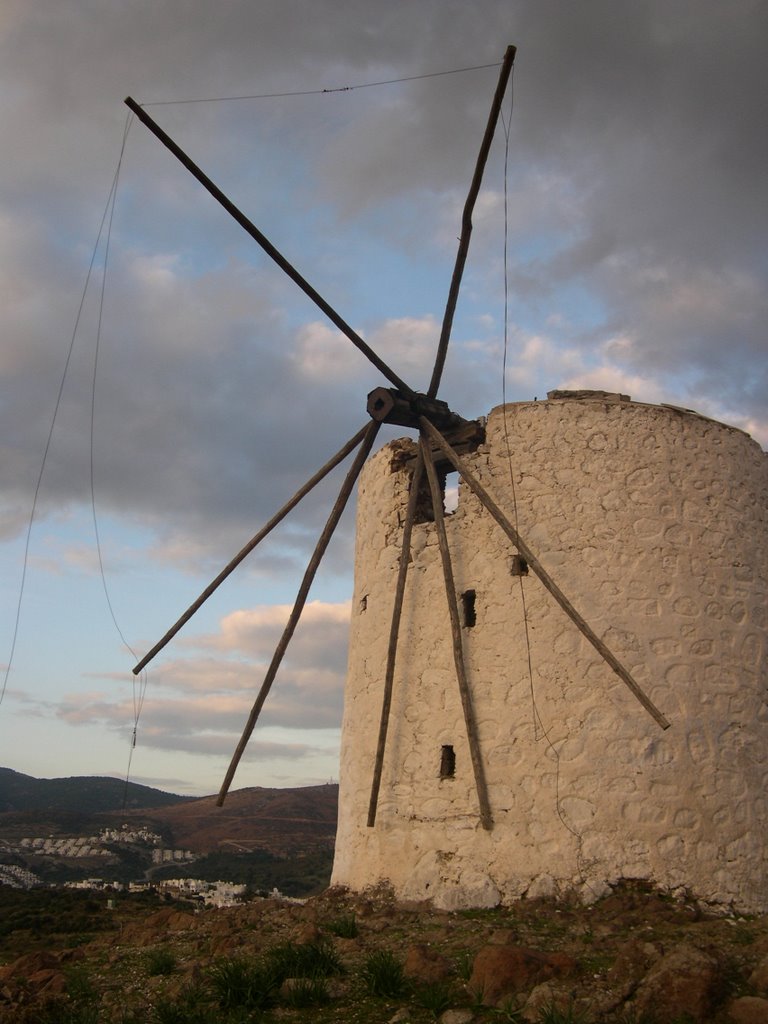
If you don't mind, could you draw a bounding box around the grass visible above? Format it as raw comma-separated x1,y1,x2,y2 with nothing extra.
535,1001,592,1023
413,979,456,1017
494,997,524,1021
25,999,101,1024
151,995,220,1024
206,955,279,1012
263,937,343,980
326,912,359,938
281,974,331,1008
361,948,408,998
455,949,474,980
144,946,177,976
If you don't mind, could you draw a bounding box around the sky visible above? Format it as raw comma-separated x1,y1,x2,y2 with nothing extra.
1,0,766,797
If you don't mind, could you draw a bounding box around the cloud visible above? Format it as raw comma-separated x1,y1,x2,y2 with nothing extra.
2,0,766,791
16,600,352,766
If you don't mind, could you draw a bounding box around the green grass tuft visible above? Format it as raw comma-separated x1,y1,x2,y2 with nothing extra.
327,913,359,938
144,946,178,977
361,948,408,998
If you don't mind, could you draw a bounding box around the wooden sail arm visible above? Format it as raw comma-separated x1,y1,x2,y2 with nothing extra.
133,422,372,675
217,419,381,806
428,44,516,399
124,97,415,400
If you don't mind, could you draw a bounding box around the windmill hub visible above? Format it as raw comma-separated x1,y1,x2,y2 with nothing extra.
367,386,471,432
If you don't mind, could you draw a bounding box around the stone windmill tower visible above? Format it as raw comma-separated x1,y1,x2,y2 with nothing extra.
126,47,767,913
331,392,768,912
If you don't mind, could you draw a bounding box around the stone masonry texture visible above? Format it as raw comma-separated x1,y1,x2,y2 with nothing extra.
331,395,768,912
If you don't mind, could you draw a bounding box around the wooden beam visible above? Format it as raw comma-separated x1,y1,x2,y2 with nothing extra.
216,420,381,806
428,44,516,399
420,434,493,830
367,451,424,827
419,417,671,731
124,97,415,400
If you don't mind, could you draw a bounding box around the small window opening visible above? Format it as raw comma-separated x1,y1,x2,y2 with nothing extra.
439,745,456,779
461,589,477,628
443,470,459,514
511,555,529,577
359,594,368,612
414,459,452,524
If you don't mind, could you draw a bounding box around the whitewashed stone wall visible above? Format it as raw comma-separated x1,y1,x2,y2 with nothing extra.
331,394,768,912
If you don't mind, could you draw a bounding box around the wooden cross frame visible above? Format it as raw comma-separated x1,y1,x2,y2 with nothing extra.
127,44,669,827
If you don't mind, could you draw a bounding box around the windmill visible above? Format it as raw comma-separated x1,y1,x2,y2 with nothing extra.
125,44,669,833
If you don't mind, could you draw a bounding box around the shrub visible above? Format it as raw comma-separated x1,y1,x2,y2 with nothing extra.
361,948,408,998
414,979,456,1017
206,955,278,1011
281,974,331,1008
327,913,358,938
264,938,342,981
536,1001,591,1024
145,947,177,976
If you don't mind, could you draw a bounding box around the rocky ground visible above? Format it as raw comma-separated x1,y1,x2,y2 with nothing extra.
2,881,768,1023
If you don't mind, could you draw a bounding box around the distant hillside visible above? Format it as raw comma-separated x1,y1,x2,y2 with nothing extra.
113,784,339,856
0,767,190,815
0,769,339,861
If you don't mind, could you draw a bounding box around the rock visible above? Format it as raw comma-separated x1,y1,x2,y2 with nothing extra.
0,951,60,982
521,982,580,1022
439,1010,475,1024
294,922,322,944
750,955,768,995
633,943,720,1022
468,945,577,1007
605,938,661,1000
387,1009,412,1023
26,968,67,996
727,996,768,1024
404,943,453,984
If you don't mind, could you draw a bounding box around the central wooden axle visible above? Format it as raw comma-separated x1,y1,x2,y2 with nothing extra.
367,386,467,431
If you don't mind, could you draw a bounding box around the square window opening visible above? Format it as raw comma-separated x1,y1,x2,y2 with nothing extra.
439,745,456,779
414,459,455,524
461,589,477,628
511,555,529,577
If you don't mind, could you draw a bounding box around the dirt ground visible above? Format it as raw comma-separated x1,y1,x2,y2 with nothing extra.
2,880,768,1022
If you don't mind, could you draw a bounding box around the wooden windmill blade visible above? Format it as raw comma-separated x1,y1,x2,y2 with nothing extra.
132,421,373,676
217,419,381,805
428,43,516,399
127,44,668,811
124,98,416,400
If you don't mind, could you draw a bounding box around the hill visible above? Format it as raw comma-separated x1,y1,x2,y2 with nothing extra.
113,784,338,856
0,768,338,867
0,767,190,815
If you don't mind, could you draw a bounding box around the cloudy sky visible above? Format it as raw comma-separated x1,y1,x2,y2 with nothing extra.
1,0,765,797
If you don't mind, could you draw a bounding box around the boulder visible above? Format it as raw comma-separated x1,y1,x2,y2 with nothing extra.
727,996,768,1024
633,944,720,1022
468,945,577,1007
404,943,453,984
749,956,768,996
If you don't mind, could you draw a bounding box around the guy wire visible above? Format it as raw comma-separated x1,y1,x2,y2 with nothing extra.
498,78,586,868
1,114,133,707
84,116,152,804
140,59,503,106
